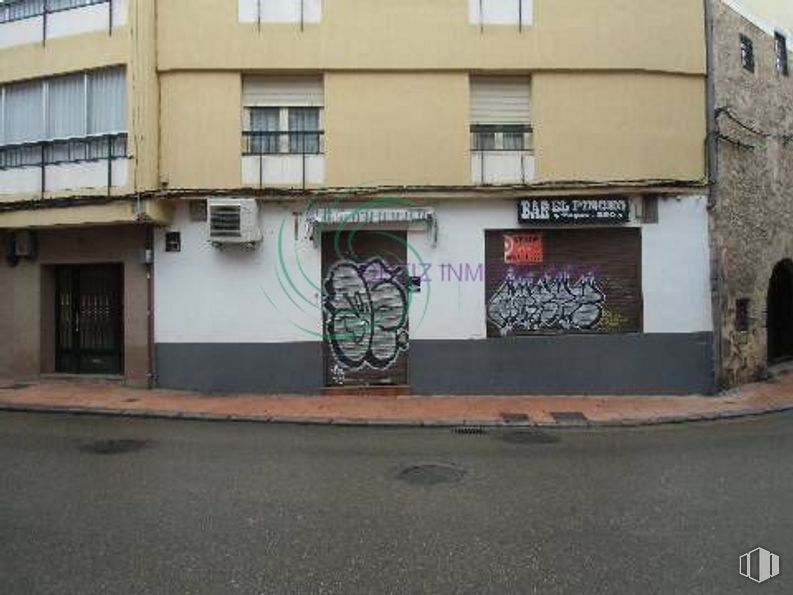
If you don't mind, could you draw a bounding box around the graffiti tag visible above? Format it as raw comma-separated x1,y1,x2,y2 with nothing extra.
487,272,606,334
323,258,409,372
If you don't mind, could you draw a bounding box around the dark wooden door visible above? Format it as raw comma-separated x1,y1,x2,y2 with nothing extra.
767,260,793,364
56,264,124,375
322,231,409,387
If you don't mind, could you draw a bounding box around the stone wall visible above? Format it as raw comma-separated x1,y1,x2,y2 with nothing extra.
711,0,793,386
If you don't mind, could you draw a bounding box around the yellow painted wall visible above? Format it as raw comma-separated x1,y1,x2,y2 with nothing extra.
0,30,129,84
533,72,706,182
129,0,159,192
157,0,705,75
325,73,469,187
159,72,242,189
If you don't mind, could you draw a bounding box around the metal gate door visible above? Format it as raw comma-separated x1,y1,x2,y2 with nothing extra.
322,231,409,387
56,264,123,374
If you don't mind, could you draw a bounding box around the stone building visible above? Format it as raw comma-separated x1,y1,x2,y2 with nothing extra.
708,0,793,387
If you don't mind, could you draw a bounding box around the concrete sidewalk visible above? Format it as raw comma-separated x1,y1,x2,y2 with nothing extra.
1,374,793,427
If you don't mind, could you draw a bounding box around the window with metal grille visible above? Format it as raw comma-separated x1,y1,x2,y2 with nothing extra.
0,67,127,169
775,32,789,76
0,0,108,23
741,35,755,73
242,77,324,157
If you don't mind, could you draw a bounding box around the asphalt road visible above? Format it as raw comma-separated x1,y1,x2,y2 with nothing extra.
0,411,791,595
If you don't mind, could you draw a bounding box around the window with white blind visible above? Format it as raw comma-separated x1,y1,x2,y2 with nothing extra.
238,0,322,25
470,76,532,150
0,67,126,170
469,0,533,27
470,76,534,184
241,76,325,187
0,67,126,146
242,77,324,156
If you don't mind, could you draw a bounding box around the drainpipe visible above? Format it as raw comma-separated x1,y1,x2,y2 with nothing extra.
146,223,155,389
704,0,722,393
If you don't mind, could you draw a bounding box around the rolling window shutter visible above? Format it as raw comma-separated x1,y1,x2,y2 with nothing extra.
243,77,324,107
470,77,531,125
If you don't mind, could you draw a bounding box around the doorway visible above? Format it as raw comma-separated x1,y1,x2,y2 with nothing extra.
55,264,124,375
321,230,409,387
767,260,793,364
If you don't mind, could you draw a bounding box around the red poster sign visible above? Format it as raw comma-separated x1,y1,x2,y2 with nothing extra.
504,234,544,264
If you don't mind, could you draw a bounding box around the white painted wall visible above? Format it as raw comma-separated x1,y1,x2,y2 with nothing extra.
242,155,324,186
48,0,127,40
155,203,323,344
468,0,533,26
0,15,42,49
155,195,712,345
470,153,535,185
642,195,712,333
0,0,126,49
239,0,322,24
0,159,128,195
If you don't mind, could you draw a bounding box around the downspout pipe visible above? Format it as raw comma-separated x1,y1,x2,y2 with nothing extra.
704,0,722,393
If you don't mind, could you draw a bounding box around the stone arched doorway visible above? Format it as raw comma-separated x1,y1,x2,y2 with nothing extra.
767,259,793,364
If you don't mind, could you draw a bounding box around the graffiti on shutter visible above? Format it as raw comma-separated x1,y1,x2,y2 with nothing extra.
322,231,409,387
485,228,642,337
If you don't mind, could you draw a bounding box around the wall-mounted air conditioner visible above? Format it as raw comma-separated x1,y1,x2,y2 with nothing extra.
207,198,262,246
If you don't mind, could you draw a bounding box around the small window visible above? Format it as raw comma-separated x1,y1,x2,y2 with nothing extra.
165,232,181,253
740,35,755,73
736,298,750,332
775,32,789,76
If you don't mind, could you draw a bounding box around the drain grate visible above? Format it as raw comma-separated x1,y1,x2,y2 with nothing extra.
451,426,488,435
79,439,151,455
500,430,560,445
0,383,30,391
396,462,466,486
550,411,589,424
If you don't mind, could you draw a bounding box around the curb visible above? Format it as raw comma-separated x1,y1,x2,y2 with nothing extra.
0,401,792,429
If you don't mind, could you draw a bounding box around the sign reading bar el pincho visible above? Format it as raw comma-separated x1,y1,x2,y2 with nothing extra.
518,197,630,225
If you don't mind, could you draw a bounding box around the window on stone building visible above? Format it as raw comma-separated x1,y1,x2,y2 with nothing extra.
736,298,751,332
775,32,789,76
740,35,755,73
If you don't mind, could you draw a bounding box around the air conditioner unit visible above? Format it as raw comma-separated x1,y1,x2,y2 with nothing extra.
207,199,262,246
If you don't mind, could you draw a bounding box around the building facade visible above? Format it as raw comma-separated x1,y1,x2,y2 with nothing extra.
1,0,714,394
708,0,793,388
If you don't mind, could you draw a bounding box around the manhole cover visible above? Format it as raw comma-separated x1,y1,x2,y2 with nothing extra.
79,439,151,455
396,462,466,485
500,430,560,445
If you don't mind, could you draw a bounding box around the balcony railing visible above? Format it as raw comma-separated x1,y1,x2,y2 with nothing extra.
471,124,534,184
0,133,128,196
242,129,324,156
242,130,325,189
0,0,109,23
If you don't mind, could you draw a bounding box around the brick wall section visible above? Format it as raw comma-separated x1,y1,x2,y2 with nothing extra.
711,1,793,386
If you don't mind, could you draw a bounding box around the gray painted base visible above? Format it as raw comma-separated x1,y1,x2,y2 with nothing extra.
410,333,714,395
156,343,323,394
156,333,714,396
